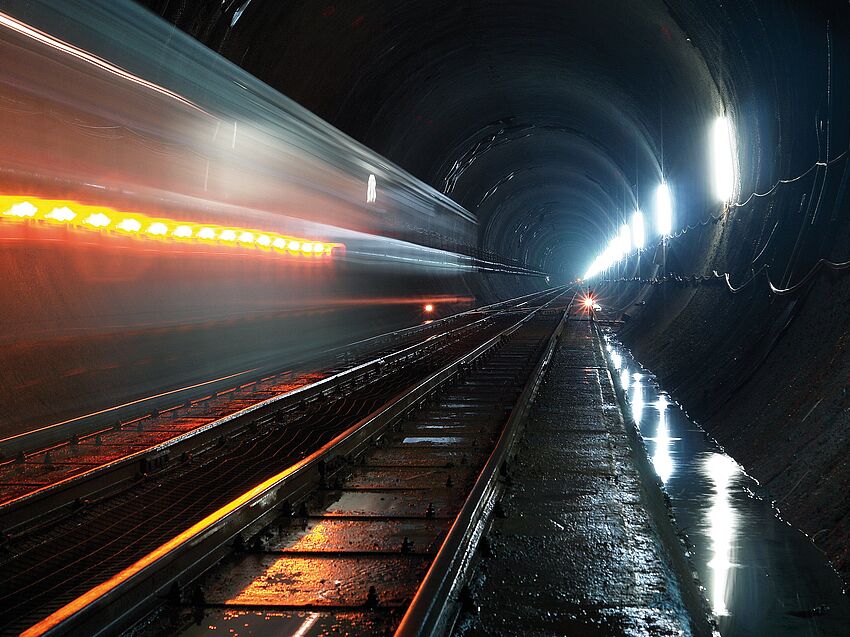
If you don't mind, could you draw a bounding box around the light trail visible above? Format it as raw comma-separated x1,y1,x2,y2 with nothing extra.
0,10,211,118
0,195,343,257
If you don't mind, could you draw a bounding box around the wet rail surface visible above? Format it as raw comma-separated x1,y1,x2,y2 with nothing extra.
156,311,564,637
0,291,565,635
0,289,557,511
453,318,703,636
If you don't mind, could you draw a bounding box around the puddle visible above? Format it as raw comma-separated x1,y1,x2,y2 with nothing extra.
604,334,850,636
401,436,464,445
180,609,397,637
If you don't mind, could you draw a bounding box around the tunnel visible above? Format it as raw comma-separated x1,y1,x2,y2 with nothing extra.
1,1,849,635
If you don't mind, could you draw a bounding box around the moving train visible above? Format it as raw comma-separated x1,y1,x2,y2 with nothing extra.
0,0,543,439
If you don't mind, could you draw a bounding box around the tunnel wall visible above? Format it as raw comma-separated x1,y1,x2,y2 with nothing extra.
595,0,850,585
603,225,850,587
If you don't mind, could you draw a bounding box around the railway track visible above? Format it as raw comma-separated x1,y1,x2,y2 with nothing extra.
0,289,569,636
164,308,568,637
0,289,558,527
0,288,555,462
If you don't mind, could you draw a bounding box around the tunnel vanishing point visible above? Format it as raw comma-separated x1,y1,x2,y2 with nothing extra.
1,1,850,636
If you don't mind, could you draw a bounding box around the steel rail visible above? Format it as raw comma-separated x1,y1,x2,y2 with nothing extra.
0,288,564,532
0,288,557,460
395,293,573,637
17,289,569,637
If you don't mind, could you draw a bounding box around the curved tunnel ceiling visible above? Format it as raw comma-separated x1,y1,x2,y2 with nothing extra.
140,0,844,277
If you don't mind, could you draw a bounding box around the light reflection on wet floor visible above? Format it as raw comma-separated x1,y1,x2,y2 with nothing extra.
180,609,398,637
605,334,850,636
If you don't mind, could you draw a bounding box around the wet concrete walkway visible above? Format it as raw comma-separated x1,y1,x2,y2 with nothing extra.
456,320,705,636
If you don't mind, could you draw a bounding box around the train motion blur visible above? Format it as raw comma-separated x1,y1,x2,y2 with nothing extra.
0,0,544,439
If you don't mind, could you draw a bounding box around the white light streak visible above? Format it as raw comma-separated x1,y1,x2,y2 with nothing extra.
0,11,210,117
619,223,632,254
631,210,645,249
711,116,737,203
367,174,377,203
655,182,673,237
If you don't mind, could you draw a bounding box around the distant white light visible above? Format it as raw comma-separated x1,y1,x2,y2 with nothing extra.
619,224,632,254
583,262,598,280
366,174,377,203
608,236,623,261
620,367,631,390
711,116,736,203
584,253,604,280
655,182,673,237
585,229,631,279
631,210,645,249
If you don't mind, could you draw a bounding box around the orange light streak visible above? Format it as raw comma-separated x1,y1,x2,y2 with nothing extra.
0,196,343,257
21,433,334,636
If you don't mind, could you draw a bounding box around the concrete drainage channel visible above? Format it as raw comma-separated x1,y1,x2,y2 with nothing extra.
597,322,716,636
127,304,569,637
1,290,569,637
